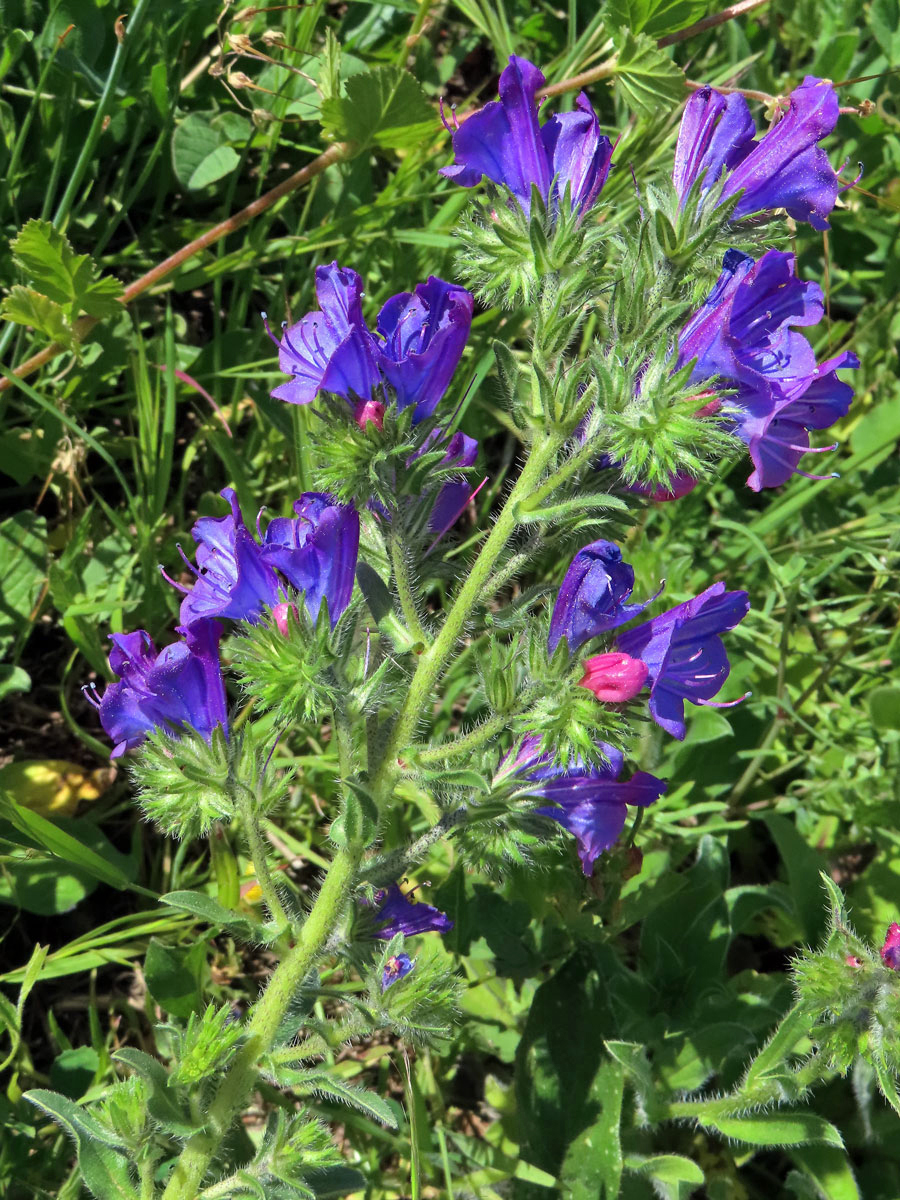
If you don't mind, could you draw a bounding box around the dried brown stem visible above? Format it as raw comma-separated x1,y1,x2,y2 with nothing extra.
0,141,349,393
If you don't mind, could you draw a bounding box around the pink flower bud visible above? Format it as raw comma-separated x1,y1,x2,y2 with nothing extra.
355,400,385,431
272,602,299,636
881,921,900,970
579,652,649,702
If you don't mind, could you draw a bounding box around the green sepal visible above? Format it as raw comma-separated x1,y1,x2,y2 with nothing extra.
111,1048,199,1136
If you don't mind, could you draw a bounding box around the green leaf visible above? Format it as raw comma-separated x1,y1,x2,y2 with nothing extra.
187,145,241,190
759,813,827,944
0,512,46,653
789,1146,860,1200
171,113,224,188
869,686,900,732
159,890,261,941
288,1069,399,1129
320,65,434,152
112,1048,197,1135
613,31,685,115
561,1058,624,1199
10,219,93,306
0,665,31,699
25,1088,127,1149
625,1154,705,1185
78,274,125,319
143,938,207,1019
0,790,141,893
50,1046,100,1099
606,0,709,38
1,286,74,347
702,1111,844,1148
870,0,900,60
304,1166,368,1198
77,1140,140,1200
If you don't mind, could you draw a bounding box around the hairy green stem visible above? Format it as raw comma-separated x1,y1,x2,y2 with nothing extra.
370,434,561,799
417,686,543,764
519,435,600,514
160,845,361,1200
390,526,429,646
234,782,291,929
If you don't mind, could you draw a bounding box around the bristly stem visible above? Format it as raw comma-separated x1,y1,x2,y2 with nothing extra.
390,525,430,647
160,843,362,1200
233,780,291,930
370,432,562,801
416,686,543,765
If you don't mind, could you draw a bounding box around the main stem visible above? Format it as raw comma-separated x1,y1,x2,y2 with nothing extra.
371,433,560,799
161,434,558,1199
160,845,360,1200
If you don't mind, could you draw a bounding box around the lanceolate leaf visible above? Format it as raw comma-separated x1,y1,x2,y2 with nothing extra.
284,1069,399,1129
700,1111,845,1148
24,1088,128,1149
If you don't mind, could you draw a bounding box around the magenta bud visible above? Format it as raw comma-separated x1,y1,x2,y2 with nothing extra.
272,601,299,636
579,652,649,702
881,922,900,970
355,400,385,431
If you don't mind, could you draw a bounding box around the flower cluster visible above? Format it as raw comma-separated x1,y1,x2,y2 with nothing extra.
268,263,473,426
674,76,842,229
678,248,859,490
89,488,359,758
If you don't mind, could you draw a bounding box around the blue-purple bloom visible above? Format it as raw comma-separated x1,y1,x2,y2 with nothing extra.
548,540,659,654
616,582,750,740
86,619,227,759
270,264,473,425
372,884,454,939
674,76,842,229
382,952,414,991
677,248,859,490
260,493,360,627
167,487,359,629
440,56,614,218
501,736,665,875
170,488,281,627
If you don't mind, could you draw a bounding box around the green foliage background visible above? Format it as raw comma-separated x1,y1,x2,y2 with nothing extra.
0,0,898,1197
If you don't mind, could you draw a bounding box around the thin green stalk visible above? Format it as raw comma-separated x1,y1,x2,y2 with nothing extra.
161,843,362,1200
371,433,561,800
390,526,429,646
51,0,154,227
234,782,291,929
518,435,599,514
417,686,542,764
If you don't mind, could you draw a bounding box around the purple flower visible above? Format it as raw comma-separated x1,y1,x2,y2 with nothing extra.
616,583,750,740
382,952,414,991
440,56,614,218
260,493,360,627
372,884,454,939
167,488,281,627
269,264,473,424
740,352,859,489
166,488,359,629
678,249,858,490
428,431,480,541
548,540,659,654
85,619,227,759
674,77,842,229
504,737,665,875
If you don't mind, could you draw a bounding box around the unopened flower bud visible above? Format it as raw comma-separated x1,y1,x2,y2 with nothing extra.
355,399,385,431
579,652,648,702
272,601,300,636
881,922,900,970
